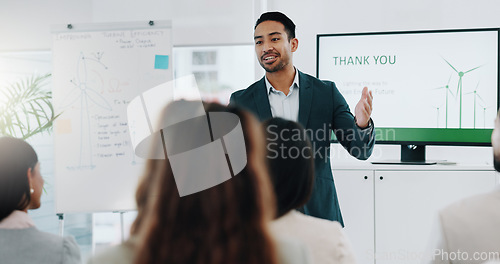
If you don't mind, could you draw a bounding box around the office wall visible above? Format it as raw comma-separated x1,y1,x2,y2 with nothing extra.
91,0,255,46
0,0,93,51
0,0,255,51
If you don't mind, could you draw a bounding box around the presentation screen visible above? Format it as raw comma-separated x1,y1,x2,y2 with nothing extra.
317,28,499,145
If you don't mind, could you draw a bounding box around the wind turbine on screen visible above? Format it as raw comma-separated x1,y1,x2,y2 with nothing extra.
432,74,454,128
479,102,493,129
464,82,485,129
431,103,444,128
442,58,482,128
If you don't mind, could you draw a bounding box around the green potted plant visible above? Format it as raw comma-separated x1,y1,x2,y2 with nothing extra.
0,73,59,139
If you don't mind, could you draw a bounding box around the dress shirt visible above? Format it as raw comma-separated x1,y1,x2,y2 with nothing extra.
266,67,300,122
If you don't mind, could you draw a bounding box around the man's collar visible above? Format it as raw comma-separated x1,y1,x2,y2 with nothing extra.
265,67,300,94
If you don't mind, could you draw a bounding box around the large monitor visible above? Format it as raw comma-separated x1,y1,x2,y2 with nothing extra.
317,28,499,164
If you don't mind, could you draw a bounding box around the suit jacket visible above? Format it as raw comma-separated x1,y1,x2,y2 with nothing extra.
430,188,500,264
0,227,81,264
230,71,375,225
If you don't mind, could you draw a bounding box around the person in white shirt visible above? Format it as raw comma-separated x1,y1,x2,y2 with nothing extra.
429,110,500,264
0,136,81,264
263,117,357,264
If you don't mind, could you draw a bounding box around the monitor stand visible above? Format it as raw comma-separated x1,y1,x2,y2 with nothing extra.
371,144,438,165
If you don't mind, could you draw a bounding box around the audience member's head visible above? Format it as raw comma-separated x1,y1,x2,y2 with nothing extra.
263,117,314,218
0,137,43,221
492,110,500,172
132,100,278,264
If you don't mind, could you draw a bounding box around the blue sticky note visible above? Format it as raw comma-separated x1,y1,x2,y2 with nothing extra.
154,55,169,69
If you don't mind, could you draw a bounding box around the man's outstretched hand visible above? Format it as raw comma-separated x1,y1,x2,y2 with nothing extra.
354,87,373,128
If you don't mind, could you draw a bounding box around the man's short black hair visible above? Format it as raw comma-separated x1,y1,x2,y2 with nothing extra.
255,11,296,40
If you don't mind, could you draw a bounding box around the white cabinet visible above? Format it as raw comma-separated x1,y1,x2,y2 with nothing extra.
334,170,374,264
374,170,496,264
333,165,497,264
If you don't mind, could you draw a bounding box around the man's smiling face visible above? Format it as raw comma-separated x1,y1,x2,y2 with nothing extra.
254,20,297,73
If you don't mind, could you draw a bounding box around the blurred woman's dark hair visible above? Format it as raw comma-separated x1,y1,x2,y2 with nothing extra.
263,117,315,218
0,137,38,221
132,101,278,264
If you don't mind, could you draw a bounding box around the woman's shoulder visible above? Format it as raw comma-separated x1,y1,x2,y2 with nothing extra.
87,239,135,264
273,211,357,264
0,227,65,243
297,211,343,228
274,235,312,264
0,228,81,264
61,235,82,263
275,211,343,232
27,229,81,263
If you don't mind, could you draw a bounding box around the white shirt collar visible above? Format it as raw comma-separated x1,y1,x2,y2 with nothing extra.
265,67,300,94
0,210,35,229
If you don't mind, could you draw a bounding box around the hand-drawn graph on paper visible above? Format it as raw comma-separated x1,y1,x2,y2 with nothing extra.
59,52,112,170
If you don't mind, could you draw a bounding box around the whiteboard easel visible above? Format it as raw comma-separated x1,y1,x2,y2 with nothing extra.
51,21,173,217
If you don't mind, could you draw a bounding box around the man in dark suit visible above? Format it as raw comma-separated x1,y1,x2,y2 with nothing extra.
230,11,375,226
